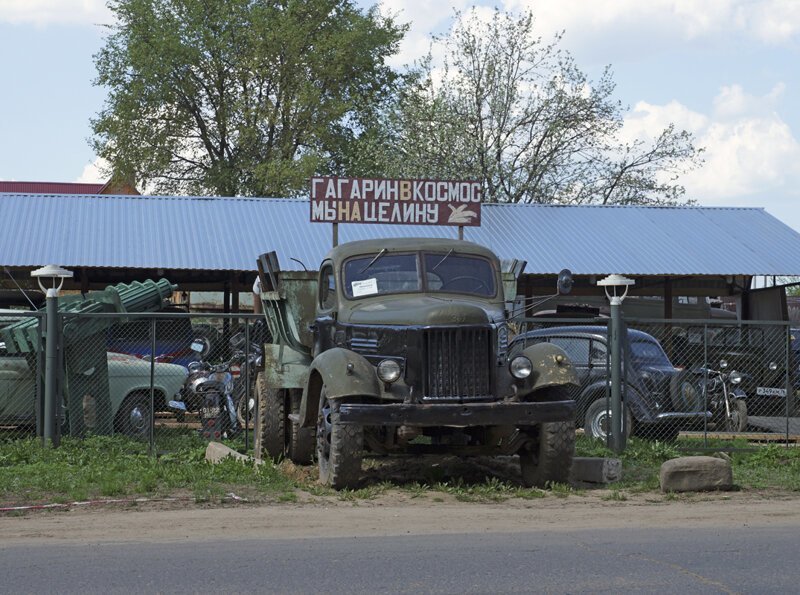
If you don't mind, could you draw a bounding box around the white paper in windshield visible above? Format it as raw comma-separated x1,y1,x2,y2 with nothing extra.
351,278,379,297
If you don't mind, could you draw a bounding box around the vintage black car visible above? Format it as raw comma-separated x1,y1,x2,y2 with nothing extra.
510,325,708,441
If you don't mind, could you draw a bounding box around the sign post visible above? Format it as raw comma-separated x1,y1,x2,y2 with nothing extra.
310,177,482,245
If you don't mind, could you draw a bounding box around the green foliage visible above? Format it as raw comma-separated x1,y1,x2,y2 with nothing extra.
92,0,405,196
373,9,703,205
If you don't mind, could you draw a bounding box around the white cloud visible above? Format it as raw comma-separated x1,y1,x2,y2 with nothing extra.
620,87,800,211
377,0,492,67
74,157,108,184
501,0,800,48
0,0,112,27
712,83,785,119
735,0,800,44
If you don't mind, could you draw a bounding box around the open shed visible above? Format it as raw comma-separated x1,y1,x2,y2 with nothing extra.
2,193,800,318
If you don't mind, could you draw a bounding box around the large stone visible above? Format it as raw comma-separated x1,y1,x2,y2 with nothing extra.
205,441,253,464
659,456,733,492
570,457,622,485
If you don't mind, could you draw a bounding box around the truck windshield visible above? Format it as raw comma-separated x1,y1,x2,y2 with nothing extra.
343,251,495,298
423,252,495,297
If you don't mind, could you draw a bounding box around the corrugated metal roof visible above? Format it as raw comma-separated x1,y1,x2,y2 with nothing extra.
0,182,105,194
2,193,800,276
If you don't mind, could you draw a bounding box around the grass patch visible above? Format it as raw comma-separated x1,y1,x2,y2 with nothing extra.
3,430,800,508
576,435,800,492
0,433,294,506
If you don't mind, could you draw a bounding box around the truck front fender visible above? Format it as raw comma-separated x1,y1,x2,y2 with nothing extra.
517,342,579,397
298,348,381,428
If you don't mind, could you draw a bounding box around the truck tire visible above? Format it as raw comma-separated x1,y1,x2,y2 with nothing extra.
255,372,286,462
519,421,575,488
288,390,314,465
317,387,362,489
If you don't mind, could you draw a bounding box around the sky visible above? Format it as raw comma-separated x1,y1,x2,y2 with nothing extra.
1,0,799,232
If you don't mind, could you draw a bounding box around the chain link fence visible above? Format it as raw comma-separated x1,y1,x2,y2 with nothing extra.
2,308,798,452
514,317,799,447
0,310,267,455
0,310,43,442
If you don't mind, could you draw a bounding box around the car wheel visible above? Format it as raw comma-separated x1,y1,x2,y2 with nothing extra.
584,397,632,441
115,393,151,438
519,421,575,488
316,388,362,489
255,372,286,462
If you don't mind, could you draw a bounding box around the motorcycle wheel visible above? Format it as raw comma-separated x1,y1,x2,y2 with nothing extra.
725,399,748,433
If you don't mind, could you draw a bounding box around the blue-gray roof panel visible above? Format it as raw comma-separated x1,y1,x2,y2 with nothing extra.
2,193,800,276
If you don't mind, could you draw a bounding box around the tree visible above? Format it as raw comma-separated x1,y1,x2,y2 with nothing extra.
374,10,703,205
91,0,404,197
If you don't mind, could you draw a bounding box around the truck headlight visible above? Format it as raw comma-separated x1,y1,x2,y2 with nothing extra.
377,359,401,383
769,361,778,371
729,371,743,384
510,356,532,379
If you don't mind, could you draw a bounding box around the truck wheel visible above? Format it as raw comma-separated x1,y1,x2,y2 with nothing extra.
519,421,574,488
288,391,314,465
255,372,286,462
289,421,315,465
584,398,632,441
316,388,362,489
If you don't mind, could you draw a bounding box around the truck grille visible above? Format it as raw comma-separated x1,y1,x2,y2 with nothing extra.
424,327,493,401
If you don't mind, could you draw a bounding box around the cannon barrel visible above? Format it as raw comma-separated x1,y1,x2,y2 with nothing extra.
0,278,176,353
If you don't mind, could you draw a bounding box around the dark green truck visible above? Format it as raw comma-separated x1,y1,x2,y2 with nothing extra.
254,237,578,489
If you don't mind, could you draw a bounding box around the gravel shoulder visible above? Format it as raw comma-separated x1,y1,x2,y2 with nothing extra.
3,489,800,545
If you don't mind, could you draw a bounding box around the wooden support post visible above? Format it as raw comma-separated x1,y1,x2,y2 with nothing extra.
332,222,339,248
663,277,674,359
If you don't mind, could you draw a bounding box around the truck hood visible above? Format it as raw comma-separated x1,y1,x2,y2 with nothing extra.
344,295,504,326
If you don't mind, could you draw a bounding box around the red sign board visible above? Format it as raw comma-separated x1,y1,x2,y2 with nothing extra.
310,177,481,227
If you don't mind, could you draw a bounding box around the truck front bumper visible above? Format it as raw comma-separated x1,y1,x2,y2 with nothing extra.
338,400,576,427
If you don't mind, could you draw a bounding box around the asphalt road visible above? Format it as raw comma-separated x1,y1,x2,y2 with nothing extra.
2,525,796,594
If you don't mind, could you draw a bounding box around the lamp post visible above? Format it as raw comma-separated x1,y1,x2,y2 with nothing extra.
597,274,635,453
31,265,73,446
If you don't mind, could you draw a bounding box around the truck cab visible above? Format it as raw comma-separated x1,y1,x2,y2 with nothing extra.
256,237,579,489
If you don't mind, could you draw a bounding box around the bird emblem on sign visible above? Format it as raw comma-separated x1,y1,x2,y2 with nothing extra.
447,204,479,224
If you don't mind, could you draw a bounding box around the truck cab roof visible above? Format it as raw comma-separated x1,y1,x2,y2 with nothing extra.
324,237,500,266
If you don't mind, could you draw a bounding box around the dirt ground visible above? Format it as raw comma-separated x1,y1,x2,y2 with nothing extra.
3,488,800,545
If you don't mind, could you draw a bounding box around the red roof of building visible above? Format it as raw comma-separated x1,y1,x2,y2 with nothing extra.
0,181,106,194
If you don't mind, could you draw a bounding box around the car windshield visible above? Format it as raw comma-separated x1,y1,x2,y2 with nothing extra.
630,339,672,366
343,251,495,298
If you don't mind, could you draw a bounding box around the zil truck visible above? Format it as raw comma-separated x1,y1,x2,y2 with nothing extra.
254,237,578,489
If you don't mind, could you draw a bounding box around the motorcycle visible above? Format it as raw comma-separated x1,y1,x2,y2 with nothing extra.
169,328,262,439
695,360,749,432
228,330,263,427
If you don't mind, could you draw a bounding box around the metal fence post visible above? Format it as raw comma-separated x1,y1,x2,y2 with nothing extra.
786,323,791,447
244,318,250,453
610,297,625,453
43,292,58,446
703,323,709,448
149,317,156,455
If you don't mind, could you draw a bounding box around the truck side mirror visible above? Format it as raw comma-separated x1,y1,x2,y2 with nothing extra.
557,269,573,295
